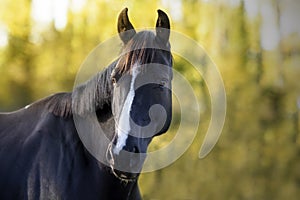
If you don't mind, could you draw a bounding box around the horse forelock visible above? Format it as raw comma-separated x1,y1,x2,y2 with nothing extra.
116,31,160,75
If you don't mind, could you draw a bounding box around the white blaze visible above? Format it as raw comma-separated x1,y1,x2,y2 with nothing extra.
113,63,140,155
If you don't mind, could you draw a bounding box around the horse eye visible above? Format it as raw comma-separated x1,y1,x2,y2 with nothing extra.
111,78,117,85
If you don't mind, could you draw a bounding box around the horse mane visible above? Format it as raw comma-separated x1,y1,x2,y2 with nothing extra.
44,93,73,117
35,62,115,118
71,62,115,116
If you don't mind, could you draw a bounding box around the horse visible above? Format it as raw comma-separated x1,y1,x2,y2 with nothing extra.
0,8,172,200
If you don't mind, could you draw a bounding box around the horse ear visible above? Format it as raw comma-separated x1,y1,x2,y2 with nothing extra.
118,8,136,44
155,9,170,45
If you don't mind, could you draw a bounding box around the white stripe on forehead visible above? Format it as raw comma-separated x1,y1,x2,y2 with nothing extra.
113,63,141,155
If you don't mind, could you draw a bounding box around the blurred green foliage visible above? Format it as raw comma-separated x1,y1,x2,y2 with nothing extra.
0,0,300,199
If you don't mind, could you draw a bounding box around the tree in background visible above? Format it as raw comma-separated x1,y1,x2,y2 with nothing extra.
0,0,35,109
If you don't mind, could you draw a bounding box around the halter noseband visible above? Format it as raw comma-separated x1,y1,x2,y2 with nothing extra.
106,140,139,183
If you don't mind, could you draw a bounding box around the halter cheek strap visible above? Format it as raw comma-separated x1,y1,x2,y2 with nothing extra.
106,141,138,183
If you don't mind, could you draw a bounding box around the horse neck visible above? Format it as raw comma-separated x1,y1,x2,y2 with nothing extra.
71,61,116,116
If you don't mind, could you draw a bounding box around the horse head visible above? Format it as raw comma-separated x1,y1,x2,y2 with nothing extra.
108,8,173,181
